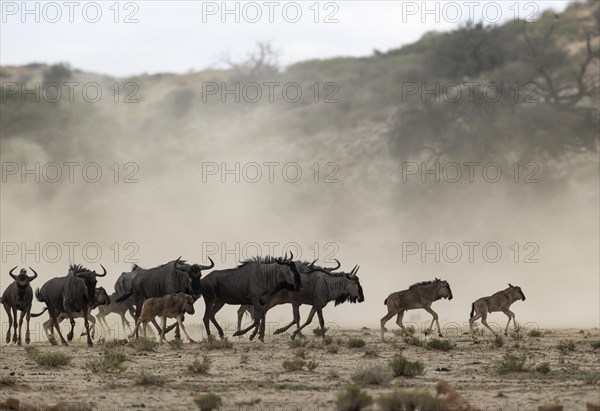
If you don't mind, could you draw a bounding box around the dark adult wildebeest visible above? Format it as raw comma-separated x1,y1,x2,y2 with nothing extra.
380,278,453,340
245,262,364,341
116,257,214,337
35,264,107,347
129,293,196,343
469,284,526,337
201,253,304,342
96,292,134,333
33,287,110,343
1,266,39,345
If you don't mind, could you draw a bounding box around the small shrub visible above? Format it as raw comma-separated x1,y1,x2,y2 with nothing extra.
240,354,249,364
201,336,233,350
85,351,127,373
388,355,425,377
306,361,319,371
282,359,306,371
194,392,222,411
403,335,424,347
378,389,444,411
336,385,372,411
347,338,366,348
288,337,308,348
581,371,600,384
31,351,72,367
104,339,129,349
591,340,600,349
426,338,455,351
557,340,576,353
313,327,329,337
135,369,166,386
294,348,308,359
363,348,379,358
495,352,529,374
492,335,504,347
534,362,551,375
188,355,212,374
327,344,339,354
169,339,184,350
129,337,159,352
351,365,392,386
528,329,542,338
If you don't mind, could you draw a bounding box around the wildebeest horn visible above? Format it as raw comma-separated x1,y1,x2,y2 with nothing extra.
8,266,18,281
288,251,294,261
349,264,358,277
28,267,38,281
96,264,107,277
199,256,215,270
329,259,341,271
508,283,513,287
308,259,318,268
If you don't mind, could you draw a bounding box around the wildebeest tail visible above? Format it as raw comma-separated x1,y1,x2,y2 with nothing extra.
470,303,475,318
35,288,44,303
384,297,388,305
30,307,48,318
115,291,133,303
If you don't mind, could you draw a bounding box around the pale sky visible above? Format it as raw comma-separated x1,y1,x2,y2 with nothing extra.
0,1,570,77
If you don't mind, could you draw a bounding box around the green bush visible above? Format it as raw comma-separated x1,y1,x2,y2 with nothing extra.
201,336,233,350
104,339,129,349
388,355,425,377
129,337,159,351
591,340,600,349
403,335,424,347
378,389,444,411
326,345,339,354
347,338,366,348
351,365,392,386
492,335,504,347
188,355,212,374
336,385,372,411
426,338,455,351
557,340,576,353
307,361,319,371
534,362,551,375
282,359,306,371
495,353,529,374
135,369,166,386
84,351,127,372
527,329,542,338
31,350,71,367
194,392,222,411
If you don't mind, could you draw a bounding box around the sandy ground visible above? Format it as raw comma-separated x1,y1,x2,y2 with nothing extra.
0,323,599,411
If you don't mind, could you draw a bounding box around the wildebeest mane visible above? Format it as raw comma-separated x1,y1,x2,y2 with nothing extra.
409,279,439,289
237,255,282,268
69,263,90,274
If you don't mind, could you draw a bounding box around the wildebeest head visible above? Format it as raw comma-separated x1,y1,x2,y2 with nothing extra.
71,264,107,305
274,252,302,291
92,287,111,308
177,257,214,300
346,265,365,303
9,266,38,310
508,283,525,301
436,278,453,300
179,293,195,315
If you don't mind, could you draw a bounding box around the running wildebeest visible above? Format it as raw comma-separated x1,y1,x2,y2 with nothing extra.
245,262,365,341
201,253,304,342
1,266,39,345
129,293,196,343
469,284,526,336
32,287,110,343
116,257,214,338
35,263,107,347
96,292,134,333
380,278,453,340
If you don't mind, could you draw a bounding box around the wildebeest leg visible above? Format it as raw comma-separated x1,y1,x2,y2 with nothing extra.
423,306,443,337
209,301,226,338
274,305,300,335
178,315,195,343
128,317,141,339
25,309,31,345
502,309,515,336
121,312,133,332
203,299,214,337
11,307,18,343
291,307,317,340
236,306,246,333
316,308,326,338
17,309,26,346
49,309,69,346
480,312,496,335
234,300,262,339
4,304,13,344
160,316,167,344
395,310,406,331
82,307,93,347
380,310,396,341
134,297,144,338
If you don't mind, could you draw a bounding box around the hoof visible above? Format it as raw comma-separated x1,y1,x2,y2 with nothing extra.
232,331,241,337
188,339,196,344
61,341,68,346
273,329,283,335
258,336,265,343
249,334,255,341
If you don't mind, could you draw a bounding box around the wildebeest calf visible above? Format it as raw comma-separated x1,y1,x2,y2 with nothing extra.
469,284,526,336
129,293,196,343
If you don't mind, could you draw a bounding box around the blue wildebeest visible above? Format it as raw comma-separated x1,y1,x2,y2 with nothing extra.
246,263,365,341
32,287,111,342
201,253,304,342
35,264,107,346
469,284,526,337
1,267,39,345
116,257,214,338
380,278,453,340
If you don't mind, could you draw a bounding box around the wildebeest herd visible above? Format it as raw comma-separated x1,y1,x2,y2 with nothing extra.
1,254,526,347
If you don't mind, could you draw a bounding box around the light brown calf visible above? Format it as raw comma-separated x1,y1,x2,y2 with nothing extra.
129,293,195,343
469,284,526,336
